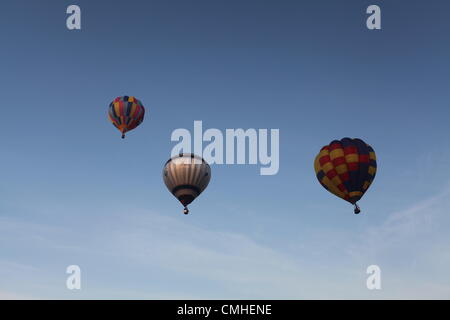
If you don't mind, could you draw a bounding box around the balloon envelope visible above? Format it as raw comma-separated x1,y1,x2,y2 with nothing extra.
163,153,211,214
108,96,145,138
314,137,377,213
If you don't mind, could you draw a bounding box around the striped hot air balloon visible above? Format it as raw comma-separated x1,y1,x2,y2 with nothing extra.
163,153,211,215
314,138,377,214
108,96,145,139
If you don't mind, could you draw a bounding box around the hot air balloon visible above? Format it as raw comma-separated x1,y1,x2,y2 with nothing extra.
163,153,211,215
108,96,145,139
314,138,377,214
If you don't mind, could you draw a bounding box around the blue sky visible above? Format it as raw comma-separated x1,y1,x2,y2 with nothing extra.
1,0,450,299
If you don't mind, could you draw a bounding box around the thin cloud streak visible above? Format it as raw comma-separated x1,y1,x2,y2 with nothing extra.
1,185,450,299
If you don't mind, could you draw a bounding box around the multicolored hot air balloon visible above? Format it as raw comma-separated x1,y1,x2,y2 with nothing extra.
108,96,145,139
314,138,377,214
163,153,211,215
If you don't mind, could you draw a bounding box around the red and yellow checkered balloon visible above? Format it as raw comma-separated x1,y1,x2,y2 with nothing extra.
314,138,377,214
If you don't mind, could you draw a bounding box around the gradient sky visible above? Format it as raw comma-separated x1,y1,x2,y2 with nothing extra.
1,0,450,299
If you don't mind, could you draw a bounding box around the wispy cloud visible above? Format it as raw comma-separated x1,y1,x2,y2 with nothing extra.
346,183,450,298
1,185,450,299
0,290,32,300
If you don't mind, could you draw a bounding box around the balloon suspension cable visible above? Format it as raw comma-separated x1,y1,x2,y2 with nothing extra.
183,206,189,215
354,203,361,214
